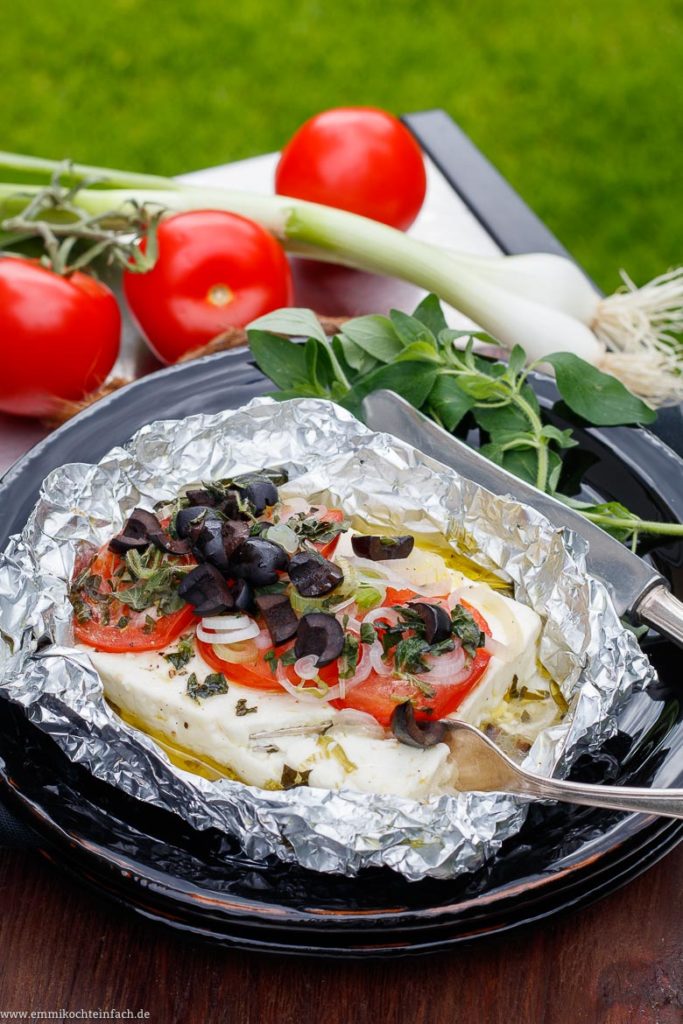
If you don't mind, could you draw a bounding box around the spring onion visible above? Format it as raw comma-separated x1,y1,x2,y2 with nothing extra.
0,151,680,404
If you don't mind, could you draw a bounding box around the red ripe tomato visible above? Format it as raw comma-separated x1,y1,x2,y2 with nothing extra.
73,546,196,654
333,598,492,726
275,107,427,231
196,638,339,692
123,210,294,364
0,258,120,417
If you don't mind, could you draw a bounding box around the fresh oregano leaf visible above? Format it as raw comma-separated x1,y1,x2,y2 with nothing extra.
389,309,437,348
248,330,310,391
411,293,449,337
249,308,328,343
544,352,656,426
332,332,378,376
427,375,476,431
342,361,439,416
339,315,404,362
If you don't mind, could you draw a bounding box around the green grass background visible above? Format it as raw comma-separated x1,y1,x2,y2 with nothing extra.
2,0,681,290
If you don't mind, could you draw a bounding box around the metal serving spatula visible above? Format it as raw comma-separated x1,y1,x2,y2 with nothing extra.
362,390,683,648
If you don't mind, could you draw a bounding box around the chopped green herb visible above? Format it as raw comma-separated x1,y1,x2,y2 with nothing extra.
187,671,229,702
116,615,129,629
338,633,360,680
360,621,376,646
393,635,430,674
284,511,349,546
143,614,156,634
235,698,258,716
450,603,486,657
164,635,194,670
264,647,297,673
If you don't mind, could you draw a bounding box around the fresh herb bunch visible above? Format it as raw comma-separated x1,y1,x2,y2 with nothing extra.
248,297,683,548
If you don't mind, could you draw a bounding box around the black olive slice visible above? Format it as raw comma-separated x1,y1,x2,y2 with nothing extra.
350,535,414,561
255,593,299,645
294,612,344,666
288,552,344,597
390,702,447,749
231,538,289,587
409,602,452,644
177,563,234,616
109,508,162,554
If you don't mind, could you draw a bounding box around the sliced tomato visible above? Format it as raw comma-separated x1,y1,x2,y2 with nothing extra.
73,543,196,653
384,587,418,605
333,598,492,726
313,508,346,559
196,637,339,692
197,637,282,691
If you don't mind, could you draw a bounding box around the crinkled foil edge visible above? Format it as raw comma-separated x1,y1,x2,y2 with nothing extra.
0,398,655,880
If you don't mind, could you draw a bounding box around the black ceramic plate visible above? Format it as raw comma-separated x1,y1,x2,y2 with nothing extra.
0,346,682,956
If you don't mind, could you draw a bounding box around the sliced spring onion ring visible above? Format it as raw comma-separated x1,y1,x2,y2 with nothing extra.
196,620,260,644
294,654,320,680
210,639,260,664
201,613,254,631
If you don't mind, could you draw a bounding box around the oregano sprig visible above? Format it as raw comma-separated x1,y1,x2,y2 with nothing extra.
248,295,683,547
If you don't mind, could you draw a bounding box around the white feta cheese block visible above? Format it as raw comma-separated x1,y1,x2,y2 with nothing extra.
84,647,455,799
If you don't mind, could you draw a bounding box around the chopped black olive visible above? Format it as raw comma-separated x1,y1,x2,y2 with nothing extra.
192,519,249,573
350,535,414,561
255,593,299,645
177,563,234,615
110,507,192,556
294,612,344,666
185,487,245,520
152,533,192,555
288,551,344,597
231,538,289,586
409,602,452,644
235,476,279,515
175,505,216,540
230,578,254,613
109,508,160,554
391,702,447,749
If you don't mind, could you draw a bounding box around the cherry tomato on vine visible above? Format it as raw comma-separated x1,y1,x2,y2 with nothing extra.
275,107,427,231
0,258,120,418
123,210,294,364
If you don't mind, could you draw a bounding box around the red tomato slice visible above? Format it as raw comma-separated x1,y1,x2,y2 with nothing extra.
333,597,492,726
73,544,196,653
196,637,339,692
315,508,346,559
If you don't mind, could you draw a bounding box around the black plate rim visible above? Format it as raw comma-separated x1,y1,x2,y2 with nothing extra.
1,346,682,951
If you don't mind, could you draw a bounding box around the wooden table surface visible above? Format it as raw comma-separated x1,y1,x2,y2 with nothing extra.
1,150,681,1024
0,844,681,1023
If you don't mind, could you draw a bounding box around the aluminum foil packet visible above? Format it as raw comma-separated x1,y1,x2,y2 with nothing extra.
0,397,655,881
